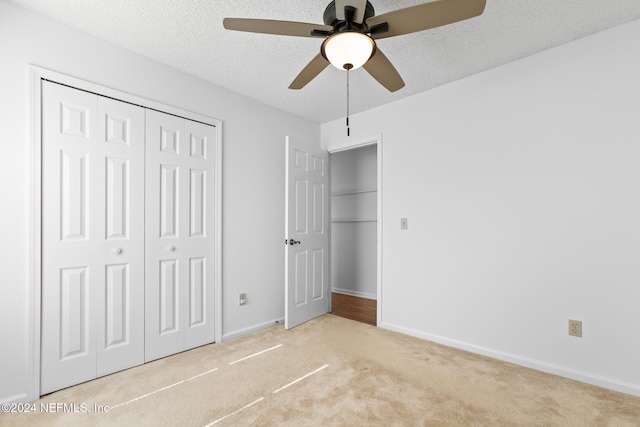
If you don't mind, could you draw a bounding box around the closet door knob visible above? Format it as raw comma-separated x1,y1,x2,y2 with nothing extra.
166,245,176,252
113,247,122,255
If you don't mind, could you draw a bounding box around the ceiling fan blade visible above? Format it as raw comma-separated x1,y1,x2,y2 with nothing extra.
366,0,486,39
289,54,330,90
336,0,368,24
363,48,405,92
223,18,332,38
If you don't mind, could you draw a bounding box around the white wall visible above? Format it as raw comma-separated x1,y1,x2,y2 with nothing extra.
0,0,319,403
322,20,640,396
331,145,377,298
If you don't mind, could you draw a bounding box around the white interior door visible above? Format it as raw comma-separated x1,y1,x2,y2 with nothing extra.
41,81,144,394
285,137,330,329
145,110,216,362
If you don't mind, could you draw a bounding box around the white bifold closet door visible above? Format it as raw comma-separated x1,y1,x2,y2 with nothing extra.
41,82,217,394
144,110,216,362
41,81,145,394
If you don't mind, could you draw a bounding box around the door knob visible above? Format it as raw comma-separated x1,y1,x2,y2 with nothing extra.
113,247,122,255
166,245,176,252
287,239,301,245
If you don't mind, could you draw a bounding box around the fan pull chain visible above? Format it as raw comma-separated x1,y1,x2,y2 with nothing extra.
343,63,355,136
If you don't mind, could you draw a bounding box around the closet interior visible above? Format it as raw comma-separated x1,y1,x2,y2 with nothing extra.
330,144,377,326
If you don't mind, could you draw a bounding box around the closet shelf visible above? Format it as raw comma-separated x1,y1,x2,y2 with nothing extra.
331,218,377,223
331,189,377,197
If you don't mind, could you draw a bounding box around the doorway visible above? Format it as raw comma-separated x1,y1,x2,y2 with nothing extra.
329,141,380,326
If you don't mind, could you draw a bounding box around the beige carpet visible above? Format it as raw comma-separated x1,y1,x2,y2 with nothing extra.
3,314,640,426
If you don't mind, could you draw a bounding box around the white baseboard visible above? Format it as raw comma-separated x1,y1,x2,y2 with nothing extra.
222,318,284,342
332,288,376,300
378,321,640,398
0,392,28,405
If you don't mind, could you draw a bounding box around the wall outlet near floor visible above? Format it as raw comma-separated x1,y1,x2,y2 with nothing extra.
568,319,582,337
239,293,247,306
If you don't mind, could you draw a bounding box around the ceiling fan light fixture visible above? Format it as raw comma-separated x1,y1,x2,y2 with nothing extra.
321,32,375,70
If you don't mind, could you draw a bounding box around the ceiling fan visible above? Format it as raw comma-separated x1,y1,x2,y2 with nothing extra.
223,0,487,92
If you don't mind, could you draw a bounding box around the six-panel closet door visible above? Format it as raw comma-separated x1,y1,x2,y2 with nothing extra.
41,82,217,394
41,81,145,394
144,110,215,362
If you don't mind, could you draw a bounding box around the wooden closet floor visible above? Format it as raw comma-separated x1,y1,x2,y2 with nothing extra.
331,292,377,326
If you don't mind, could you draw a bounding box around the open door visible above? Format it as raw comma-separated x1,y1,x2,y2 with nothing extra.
285,136,330,329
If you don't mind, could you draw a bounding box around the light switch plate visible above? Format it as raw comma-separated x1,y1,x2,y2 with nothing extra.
400,218,408,230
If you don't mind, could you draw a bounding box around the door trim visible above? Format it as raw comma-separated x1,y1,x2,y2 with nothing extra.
327,134,383,326
29,66,223,402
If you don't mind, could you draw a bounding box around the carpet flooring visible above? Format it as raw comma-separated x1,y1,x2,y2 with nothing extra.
2,314,640,426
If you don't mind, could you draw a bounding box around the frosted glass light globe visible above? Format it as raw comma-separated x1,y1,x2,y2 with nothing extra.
322,32,375,70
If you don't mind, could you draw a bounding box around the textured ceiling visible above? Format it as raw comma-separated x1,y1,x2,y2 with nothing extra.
8,0,640,123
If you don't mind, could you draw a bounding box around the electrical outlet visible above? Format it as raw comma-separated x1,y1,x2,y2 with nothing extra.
568,319,582,337
239,293,247,306
400,218,408,230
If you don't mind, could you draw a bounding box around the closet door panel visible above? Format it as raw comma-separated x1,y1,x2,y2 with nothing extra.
41,83,146,393
145,110,187,362
41,82,99,394
96,96,145,376
145,112,216,361
183,120,215,350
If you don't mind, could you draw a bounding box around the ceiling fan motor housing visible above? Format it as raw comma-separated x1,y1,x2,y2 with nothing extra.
323,1,376,31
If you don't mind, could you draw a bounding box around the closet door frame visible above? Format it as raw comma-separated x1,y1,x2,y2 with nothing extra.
28,66,222,402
